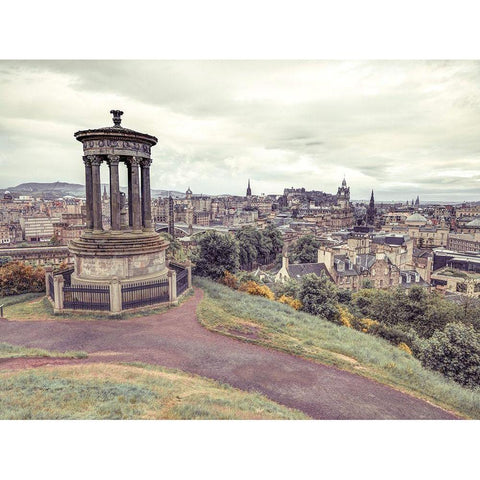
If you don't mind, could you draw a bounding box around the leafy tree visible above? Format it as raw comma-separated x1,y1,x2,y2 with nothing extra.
0,261,45,296
291,235,320,264
263,224,284,262
236,225,284,269
161,233,188,262
236,226,260,269
298,273,340,322
193,231,240,280
421,323,480,388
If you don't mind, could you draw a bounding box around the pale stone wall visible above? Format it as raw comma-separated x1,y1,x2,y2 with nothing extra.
75,250,166,281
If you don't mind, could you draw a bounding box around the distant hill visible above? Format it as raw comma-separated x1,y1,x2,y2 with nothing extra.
2,182,184,199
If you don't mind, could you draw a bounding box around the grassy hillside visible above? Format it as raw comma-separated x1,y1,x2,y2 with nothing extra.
195,277,480,419
0,362,307,420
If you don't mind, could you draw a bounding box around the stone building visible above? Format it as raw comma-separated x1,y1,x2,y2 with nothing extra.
20,216,54,242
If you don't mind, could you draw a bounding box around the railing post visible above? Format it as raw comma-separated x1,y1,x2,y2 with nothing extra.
110,279,122,313
186,261,192,288
53,275,64,313
45,267,53,297
168,269,177,304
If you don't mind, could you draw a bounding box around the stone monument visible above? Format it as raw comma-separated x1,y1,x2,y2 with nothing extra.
65,110,171,311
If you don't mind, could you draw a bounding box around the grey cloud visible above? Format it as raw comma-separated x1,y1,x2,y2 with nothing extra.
1,60,480,201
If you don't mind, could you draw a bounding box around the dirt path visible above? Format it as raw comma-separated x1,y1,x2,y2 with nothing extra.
0,289,457,419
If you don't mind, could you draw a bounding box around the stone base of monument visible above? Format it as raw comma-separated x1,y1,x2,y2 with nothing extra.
69,231,169,282
45,231,191,314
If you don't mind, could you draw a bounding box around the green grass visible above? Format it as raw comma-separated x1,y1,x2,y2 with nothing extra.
3,288,194,321
0,342,87,359
0,292,44,308
194,277,480,419
0,362,308,420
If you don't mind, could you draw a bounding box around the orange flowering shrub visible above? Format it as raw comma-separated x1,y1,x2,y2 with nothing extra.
0,261,45,296
337,305,354,328
221,270,238,290
351,317,379,333
398,342,413,355
239,281,274,300
278,295,303,310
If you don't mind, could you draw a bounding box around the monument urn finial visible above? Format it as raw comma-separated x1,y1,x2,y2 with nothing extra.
110,109,124,127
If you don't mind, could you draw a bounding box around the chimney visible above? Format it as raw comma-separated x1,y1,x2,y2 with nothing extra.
282,253,289,270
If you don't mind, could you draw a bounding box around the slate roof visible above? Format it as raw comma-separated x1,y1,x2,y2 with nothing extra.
287,263,333,281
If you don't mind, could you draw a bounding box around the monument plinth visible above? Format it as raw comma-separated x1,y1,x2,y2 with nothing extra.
70,110,169,284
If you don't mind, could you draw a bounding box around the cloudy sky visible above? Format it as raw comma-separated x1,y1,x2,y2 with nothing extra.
0,60,479,201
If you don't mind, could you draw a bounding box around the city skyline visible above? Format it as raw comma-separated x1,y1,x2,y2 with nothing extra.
1,60,480,201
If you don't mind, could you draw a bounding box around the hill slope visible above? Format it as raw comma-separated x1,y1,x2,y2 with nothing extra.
195,277,480,419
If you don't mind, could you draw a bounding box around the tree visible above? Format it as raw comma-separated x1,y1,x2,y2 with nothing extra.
291,235,320,264
193,231,240,280
161,233,187,262
236,226,261,269
298,273,340,322
421,323,480,388
263,224,284,263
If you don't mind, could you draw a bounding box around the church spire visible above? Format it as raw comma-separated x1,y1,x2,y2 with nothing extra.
246,178,252,197
366,189,375,225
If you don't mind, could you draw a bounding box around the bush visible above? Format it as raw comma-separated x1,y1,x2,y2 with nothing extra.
239,281,274,300
221,271,238,290
421,323,480,388
278,295,302,310
0,261,45,296
298,274,340,322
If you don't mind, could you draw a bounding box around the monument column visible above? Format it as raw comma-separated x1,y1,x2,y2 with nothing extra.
141,158,153,230
91,155,103,233
83,156,94,231
107,155,121,232
130,156,142,232
127,161,133,228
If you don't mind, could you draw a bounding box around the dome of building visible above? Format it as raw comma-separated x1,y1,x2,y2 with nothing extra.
466,218,480,228
405,213,428,225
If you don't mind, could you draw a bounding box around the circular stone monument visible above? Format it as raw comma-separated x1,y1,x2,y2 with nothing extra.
69,110,169,286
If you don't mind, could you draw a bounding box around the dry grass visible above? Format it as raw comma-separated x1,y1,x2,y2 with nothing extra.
0,362,308,420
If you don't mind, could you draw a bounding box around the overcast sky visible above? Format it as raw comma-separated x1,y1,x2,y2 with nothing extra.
0,60,479,201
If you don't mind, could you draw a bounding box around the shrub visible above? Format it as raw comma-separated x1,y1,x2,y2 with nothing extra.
398,342,413,355
221,271,238,290
337,305,353,328
421,323,480,388
239,281,274,300
351,317,379,333
0,261,45,296
299,274,340,322
278,295,302,310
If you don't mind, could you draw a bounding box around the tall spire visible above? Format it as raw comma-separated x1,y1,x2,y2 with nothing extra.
367,189,375,225
246,178,252,197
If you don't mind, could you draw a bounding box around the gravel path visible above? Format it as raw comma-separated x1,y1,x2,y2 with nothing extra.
0,289,457,419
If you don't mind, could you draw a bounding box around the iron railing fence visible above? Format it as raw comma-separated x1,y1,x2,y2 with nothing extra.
121,278,169,310
63,284,110,311
48,274,55,301
176,269,189,296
